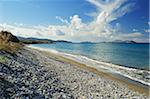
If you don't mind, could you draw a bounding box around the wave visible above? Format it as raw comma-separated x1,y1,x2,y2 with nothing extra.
28,45,150,86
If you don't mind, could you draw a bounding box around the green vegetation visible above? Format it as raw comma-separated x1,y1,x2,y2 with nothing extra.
0,56,8,63
0,31,23,54
0,43,23,54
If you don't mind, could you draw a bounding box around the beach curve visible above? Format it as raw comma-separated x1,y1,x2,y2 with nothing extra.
28,45,150,96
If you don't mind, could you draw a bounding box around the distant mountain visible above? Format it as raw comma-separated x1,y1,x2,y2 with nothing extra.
18,37,73,44
18,37,54,44
17,35,146,45
18,36,147,44
110,40,137,44
54,40,72,43
78,40,137,44
79,41,97,44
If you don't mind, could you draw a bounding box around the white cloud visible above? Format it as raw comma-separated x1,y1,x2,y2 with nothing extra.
144,29,150,33
132,29,138,32
56,16,69,25
111,32,144,42
0,0,139,42
70,15,85,30
121,32,143,38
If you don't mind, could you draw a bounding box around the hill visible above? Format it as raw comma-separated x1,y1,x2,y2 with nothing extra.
18,37,54,44
0,31,22,53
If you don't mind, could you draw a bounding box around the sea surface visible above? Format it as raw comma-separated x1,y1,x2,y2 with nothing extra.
31,43,149,70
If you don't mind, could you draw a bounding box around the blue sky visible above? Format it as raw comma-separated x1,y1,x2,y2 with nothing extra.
1,0,93,25
0,0,149,42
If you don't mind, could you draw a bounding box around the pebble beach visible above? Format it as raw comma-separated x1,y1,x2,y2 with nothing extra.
0,47,149,99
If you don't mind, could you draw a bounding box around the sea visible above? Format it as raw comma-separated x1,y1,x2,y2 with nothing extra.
31,42,149,70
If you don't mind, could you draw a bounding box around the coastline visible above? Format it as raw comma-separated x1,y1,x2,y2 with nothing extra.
0,46,149,98
28,46,150,96
28,46,150,87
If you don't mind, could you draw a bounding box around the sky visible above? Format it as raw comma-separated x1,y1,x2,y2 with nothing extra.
0,0,149,42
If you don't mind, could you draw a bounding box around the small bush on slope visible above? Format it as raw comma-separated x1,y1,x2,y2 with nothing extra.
0,31,23,54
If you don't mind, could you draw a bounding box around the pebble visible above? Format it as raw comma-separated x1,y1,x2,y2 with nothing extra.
0,48,149,99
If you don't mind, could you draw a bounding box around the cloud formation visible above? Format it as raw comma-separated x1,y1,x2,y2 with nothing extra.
144,29,150,33
0,0,143,42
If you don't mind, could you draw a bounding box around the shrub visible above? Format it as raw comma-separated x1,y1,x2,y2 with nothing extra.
0,31,23,54
0,56,8,63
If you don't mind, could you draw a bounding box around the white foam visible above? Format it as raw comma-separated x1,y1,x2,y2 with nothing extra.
27,45,150,86
27,45,59,54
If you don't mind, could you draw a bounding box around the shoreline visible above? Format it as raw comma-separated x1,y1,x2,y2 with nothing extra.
0,46,149,98
29,43,149,71
28,46,150,95
28,46,150,86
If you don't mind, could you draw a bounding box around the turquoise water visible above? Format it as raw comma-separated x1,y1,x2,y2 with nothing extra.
31,43,149,70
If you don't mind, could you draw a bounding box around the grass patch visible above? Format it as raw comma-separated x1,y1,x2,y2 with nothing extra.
0,56,8,63
0,42,23,54
0,31,23,54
